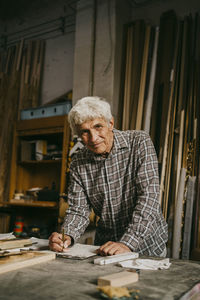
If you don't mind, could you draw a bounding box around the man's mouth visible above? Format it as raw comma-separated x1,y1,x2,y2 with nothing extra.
89,142,102,148
92,143,101,148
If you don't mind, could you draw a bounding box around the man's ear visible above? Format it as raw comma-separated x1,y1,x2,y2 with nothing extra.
109,117,114,130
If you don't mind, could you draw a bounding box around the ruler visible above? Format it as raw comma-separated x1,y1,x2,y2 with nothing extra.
94,252,139,265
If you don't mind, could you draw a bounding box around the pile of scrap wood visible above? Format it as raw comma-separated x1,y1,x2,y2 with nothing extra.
0,238,55,274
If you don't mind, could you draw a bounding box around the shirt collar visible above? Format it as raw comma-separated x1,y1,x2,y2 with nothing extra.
112,128,129,151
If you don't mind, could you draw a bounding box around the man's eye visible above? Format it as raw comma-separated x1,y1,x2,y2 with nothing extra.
95,124,103,129
81,130,89,135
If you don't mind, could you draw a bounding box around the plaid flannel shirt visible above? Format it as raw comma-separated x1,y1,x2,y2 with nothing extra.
63,129,168,256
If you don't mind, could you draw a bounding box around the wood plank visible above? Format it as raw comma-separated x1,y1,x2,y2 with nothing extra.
122,25,133,130
191,12,200,253
98,271,138,287
182,176,196,259
35,40,45,89
60,116,70,194
9,200,58,208
5,47,12,74
19,160,62,165
157,13,177,160
162,81,179,218
31,40,40,86
172,168,186,259
0,239,33,250
16,39,24,72
175,110,185,200
24,41,32,84
0,71,20,203
31,40,44,107
8,124,18,203
18,52,26,118
16,115,67,131
143,26,159,133
180,16,191,169
135,24,151,130
12,44,19,73
0,251,55,274
129,20,145,130
159,20,182,211
150,10,177,153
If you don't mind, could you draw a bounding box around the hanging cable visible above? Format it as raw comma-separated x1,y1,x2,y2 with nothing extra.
0,11,76,49
103,0,113,75
128,0,164,7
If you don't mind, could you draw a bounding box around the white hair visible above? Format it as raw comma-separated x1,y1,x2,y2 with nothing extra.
68,96,113,136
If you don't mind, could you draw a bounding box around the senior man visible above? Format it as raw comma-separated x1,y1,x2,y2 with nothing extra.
49,96,168,257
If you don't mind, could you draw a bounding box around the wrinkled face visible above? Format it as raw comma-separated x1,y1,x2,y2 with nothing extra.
77,117,114,155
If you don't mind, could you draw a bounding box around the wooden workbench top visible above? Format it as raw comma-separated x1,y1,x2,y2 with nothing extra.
0,255,199,299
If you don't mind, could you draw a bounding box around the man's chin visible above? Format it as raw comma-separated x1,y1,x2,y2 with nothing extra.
89,147,105,154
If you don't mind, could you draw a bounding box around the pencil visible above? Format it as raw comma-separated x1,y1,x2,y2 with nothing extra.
62,228,65,250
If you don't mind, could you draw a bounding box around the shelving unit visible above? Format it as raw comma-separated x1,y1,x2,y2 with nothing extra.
7,115,70,238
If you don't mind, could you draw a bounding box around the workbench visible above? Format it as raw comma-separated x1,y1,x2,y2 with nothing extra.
0,255,199,300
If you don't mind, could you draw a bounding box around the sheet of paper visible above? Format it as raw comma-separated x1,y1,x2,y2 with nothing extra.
0,232,16,240
0,237,48,255
30,237,49,250
56,243,99,259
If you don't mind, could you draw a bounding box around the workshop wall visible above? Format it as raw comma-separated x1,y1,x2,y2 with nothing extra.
73,0,200,127
0,0,199,108
131,0,200,24
72,0,131,128
0,0,75,105
42,33,74,103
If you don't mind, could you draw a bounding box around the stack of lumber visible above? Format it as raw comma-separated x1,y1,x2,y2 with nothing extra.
0,238,33,250
0,238,55,274
0,214,10,233
121,11,200,259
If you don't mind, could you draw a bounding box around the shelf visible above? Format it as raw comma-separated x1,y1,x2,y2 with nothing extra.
18,127,64,137
19,159,62,165
9,199,58,208
8,115,70,235
16,115,67,131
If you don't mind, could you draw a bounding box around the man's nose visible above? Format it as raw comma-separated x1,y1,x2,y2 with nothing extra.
89,130,98,142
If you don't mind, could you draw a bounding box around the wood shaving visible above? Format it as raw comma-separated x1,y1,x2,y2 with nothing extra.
98,285,131,298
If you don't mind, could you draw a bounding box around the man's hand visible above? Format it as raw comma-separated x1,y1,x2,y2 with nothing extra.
49,232,71,252
96,241,131,256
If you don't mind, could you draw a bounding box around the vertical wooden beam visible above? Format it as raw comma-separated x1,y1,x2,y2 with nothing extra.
135,24,151,130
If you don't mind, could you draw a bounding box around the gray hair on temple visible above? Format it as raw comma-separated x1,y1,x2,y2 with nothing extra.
68,96,113,136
